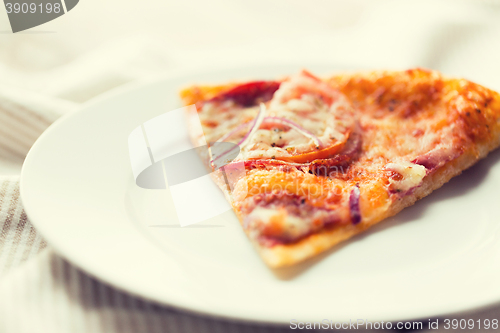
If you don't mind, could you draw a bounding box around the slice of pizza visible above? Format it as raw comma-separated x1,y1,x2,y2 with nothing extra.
180,68,500,268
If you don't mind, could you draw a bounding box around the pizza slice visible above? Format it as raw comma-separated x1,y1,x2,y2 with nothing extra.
180,68,500,268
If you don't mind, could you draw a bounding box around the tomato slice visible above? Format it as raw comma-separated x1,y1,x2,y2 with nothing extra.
221,132,361,173
278,133,349,163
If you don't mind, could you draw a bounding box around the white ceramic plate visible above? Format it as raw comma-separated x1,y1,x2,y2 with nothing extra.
21,64,500,325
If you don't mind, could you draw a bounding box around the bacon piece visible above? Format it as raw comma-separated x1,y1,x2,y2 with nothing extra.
412,146,461,172
241,193,341,245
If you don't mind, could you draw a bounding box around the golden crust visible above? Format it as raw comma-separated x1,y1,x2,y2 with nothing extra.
181,68,500,268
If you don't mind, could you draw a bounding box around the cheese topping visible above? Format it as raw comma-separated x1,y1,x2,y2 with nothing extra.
245,207,311,241
385,161,427,192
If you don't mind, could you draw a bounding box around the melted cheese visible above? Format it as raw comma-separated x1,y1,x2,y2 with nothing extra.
385,161,427,192
246,207,311,241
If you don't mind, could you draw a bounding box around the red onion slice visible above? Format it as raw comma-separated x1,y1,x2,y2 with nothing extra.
349,184,361,225
263,116,322,148
216,122,251,143
216,116,322,148
238,103,267,149
212,103,267,165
